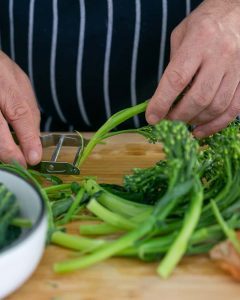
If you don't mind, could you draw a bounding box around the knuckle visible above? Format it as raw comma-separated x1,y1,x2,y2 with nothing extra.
166,69,188,92
3,85,18,104
209,105,225,116
190,93,211,109
208,92,232,116
200,80,215,96
208,104,226,117
221,37,237,56
198,17,219,38
201,91,232,117
6,101,29,123
221,90,233,106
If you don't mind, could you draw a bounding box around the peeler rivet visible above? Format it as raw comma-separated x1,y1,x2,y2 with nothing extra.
48,164,55,171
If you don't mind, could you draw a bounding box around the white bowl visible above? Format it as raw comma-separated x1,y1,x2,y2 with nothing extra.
0,169,47,299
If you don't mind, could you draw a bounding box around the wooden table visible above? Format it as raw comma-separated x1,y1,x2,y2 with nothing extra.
8,134,240,300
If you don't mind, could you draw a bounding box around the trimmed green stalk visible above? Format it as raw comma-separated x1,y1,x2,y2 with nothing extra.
44,184,72,194
51,231,106,251
138,232,178,259
136,225,224,258
130,209,153,223
54,172,193,273
83,224,224,258
186,244,215,255
84,179,151,217
54,215,156,273
97,192,151,217
60,188,85,224
87,198,137,230
11,218,32,228
71,215,100,221
80,223,120,235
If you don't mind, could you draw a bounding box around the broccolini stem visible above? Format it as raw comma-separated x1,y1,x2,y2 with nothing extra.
60,188,85,224
87,198,137,230
153,180,193,217
71,215,100,221
11,217,32,228
77,101,148,166
202,157,232,214
54,215,155,273
84,179,151,217
157,178,203,278
44,183,72,193
211,200,240,254
51,231,106,251
186,244,214,255
80,223,120,235
138,225,224,257
100,129,143,140
98,192,152,218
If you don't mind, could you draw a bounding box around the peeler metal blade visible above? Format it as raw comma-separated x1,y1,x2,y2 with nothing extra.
12,132,87,175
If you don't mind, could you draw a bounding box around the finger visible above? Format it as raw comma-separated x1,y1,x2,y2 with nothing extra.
21,83,40,130
146,39,202,124
0,111,26,166
2,89,42,166
14,68,41,132
190,73,239,125
170,22,186,59
167,62,224,123
21,87,41,133
193,83,240,138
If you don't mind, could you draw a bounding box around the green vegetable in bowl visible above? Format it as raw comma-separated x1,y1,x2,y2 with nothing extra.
0,183,31,250
0,184,20,249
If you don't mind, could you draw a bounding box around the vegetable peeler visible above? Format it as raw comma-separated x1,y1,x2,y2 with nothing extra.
13,133,87,175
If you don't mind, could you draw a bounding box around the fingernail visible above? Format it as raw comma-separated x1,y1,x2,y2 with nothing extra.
194,130,204,138
28,150,40,165
147,114,160,125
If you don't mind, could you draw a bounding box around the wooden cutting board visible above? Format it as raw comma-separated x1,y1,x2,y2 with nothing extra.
7,134,240,300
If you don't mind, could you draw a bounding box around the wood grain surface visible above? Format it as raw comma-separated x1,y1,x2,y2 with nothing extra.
7,134,240,300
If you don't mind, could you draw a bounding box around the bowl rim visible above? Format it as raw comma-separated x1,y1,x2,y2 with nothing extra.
0,168,46,256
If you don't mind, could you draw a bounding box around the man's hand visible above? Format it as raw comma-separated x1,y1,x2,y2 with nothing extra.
146,0,240,137
0,51,42,166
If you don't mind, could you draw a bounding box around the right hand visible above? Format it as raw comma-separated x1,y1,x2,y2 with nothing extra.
0,51,42,166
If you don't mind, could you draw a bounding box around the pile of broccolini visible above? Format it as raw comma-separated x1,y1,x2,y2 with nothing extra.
1,101,240,278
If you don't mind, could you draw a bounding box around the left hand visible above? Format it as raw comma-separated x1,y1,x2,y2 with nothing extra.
146,0,240,137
